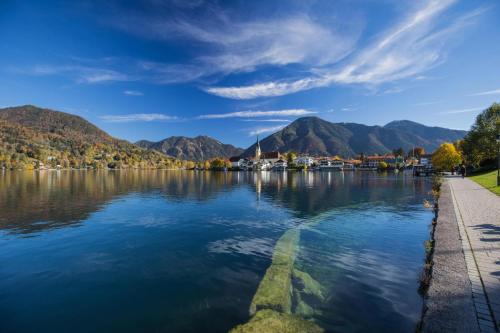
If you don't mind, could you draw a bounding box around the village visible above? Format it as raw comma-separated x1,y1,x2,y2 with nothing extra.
226,137,433,172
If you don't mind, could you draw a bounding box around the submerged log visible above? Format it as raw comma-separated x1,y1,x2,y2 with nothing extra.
230,309,323,333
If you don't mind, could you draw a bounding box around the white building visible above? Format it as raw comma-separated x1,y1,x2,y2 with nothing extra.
229,156,243,168
420,155,432,166
319,159,343,170
273,159,288,170
294,156,314,167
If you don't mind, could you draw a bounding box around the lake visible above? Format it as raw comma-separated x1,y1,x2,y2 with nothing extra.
0,170,432,333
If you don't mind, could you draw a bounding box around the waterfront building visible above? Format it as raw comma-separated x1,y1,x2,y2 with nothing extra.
229,156,244,168
319,158,344,170
365,155,396,168
342,162,355,171
260,151,281,165
273,159,287,171
294,156,315,167
419,154,432,166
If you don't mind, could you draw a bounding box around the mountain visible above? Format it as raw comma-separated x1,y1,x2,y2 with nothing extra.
136,135,244,161
242,117,467,157
0,105,181,169
0,105,114,144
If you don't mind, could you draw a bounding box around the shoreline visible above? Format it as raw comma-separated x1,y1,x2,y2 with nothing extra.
420,177,500,332
420,179,479,332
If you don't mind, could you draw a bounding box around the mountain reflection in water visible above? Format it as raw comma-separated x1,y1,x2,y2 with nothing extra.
0,170,432,333
0,170,429,234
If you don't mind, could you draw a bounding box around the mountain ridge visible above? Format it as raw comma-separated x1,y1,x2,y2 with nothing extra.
136,135,244,161
241,116,466,157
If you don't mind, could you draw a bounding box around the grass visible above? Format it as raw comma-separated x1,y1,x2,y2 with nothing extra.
469,170,500,195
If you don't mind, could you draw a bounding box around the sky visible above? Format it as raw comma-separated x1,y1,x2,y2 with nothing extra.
1,0,499,148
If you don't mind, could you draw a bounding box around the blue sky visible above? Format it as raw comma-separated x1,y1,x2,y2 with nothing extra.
1,0,499,148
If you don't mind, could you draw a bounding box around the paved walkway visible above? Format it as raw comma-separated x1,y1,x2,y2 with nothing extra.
449,177,500,332
422,180,480,333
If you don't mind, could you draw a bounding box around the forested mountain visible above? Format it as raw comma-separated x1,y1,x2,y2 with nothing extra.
0,105,184,169
0,105,468,170
242,117,467,157
136,135,244,161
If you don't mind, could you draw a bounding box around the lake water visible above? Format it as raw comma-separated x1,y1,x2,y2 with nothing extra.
0,170,432,333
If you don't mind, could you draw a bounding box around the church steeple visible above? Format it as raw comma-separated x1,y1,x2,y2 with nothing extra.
255,135,261,160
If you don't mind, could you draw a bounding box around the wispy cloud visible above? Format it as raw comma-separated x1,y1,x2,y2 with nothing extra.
438,107,483,114
100,113,178,122
240,119,291,123
109,5,362,76
26,64,132,84
12,1,484,99
205,1,484,99
124,90,143,96
248,125,286,136
469,88,500,96
383,87,404,94
197,109,315,119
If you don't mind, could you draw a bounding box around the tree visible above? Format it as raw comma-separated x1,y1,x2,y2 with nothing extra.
432,143,462,171
286,152,297,164
409,147,425,158
392,147,404,157
460,103,500,168
378,161,388,170
209,158,229,170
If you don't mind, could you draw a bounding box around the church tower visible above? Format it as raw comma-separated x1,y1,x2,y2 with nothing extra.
255,136,261,160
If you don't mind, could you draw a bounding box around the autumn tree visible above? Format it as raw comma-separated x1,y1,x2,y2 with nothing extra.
210,158,229,170
432,143,462,171
409,147,425,158
286,152,297,164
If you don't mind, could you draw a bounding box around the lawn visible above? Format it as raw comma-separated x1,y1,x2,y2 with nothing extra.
469,170,500,195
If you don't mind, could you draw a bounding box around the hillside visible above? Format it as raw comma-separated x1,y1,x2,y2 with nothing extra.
0,105,183,169
136,135,244,161
0,105,113,144
242,117,467,157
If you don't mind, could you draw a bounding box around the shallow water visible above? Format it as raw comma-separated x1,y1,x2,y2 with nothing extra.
0,170,432,333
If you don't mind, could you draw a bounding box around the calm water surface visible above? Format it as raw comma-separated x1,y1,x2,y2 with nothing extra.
0,170,432,333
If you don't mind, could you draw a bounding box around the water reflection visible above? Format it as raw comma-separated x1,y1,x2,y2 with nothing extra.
0,170,432,333
0,170,430,235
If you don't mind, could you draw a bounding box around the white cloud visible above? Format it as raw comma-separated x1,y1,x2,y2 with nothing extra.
383,87,404,94
204,77,328,100
197,109,315,119
438,107,483,114
124,90,144,96
205,1,484,99
240,119,291,123
14,1,484,97
248,125,286,136
25,64,132,84
469,88,500,96
111,10,361,76
100,113,177,122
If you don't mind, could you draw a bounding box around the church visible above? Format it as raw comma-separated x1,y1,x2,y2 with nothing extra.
229,136,282,170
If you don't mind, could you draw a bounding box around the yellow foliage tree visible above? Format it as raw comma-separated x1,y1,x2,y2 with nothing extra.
432,143,462,171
